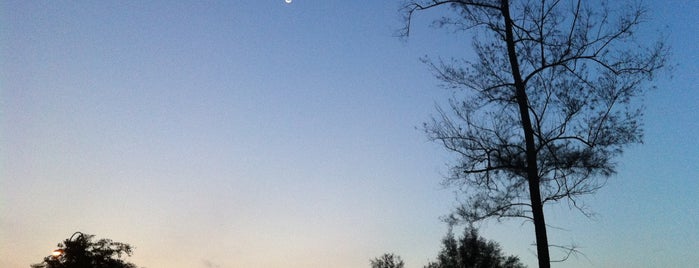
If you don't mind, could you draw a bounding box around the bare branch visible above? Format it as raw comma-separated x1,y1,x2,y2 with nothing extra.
399,0,501,37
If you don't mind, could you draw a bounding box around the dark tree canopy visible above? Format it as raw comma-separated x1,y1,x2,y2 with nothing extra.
400,0,668,267
425,227,526,268
36,232,138,268
371,253,405,268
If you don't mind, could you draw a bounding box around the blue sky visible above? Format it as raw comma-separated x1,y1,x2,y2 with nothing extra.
1,1,697,268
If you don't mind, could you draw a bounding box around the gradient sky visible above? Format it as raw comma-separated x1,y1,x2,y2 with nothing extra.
1,1,697,268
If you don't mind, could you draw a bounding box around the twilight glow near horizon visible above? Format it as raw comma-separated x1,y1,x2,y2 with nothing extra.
1,1,698,268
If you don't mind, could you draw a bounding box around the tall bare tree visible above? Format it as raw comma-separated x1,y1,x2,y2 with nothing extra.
399,1,668,267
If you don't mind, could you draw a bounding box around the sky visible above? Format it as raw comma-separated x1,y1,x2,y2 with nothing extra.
1,1,697,268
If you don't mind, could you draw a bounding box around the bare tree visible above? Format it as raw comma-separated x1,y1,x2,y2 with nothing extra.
399,1,668,267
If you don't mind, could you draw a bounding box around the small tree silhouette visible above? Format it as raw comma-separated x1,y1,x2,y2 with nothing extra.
371,253,405,268
37,232,138,268
425,227,526,268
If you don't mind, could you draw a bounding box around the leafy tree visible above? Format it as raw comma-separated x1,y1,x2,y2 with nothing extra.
37,232,138,268
399,0,668,267
371,253,405,268
425,227,526,268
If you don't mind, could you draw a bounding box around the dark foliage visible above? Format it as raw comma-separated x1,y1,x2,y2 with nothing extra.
425,227,526,268
39,232,138,268
371,253,405,268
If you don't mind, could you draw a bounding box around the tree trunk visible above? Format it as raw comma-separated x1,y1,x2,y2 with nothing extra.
500,1,551,267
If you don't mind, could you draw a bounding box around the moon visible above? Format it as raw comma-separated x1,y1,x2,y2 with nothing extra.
285,0,292,3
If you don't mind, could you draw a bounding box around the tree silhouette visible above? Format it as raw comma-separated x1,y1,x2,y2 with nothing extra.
371,253,405,268
424,227,526,268
36,232,138,268
399,1,668,267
